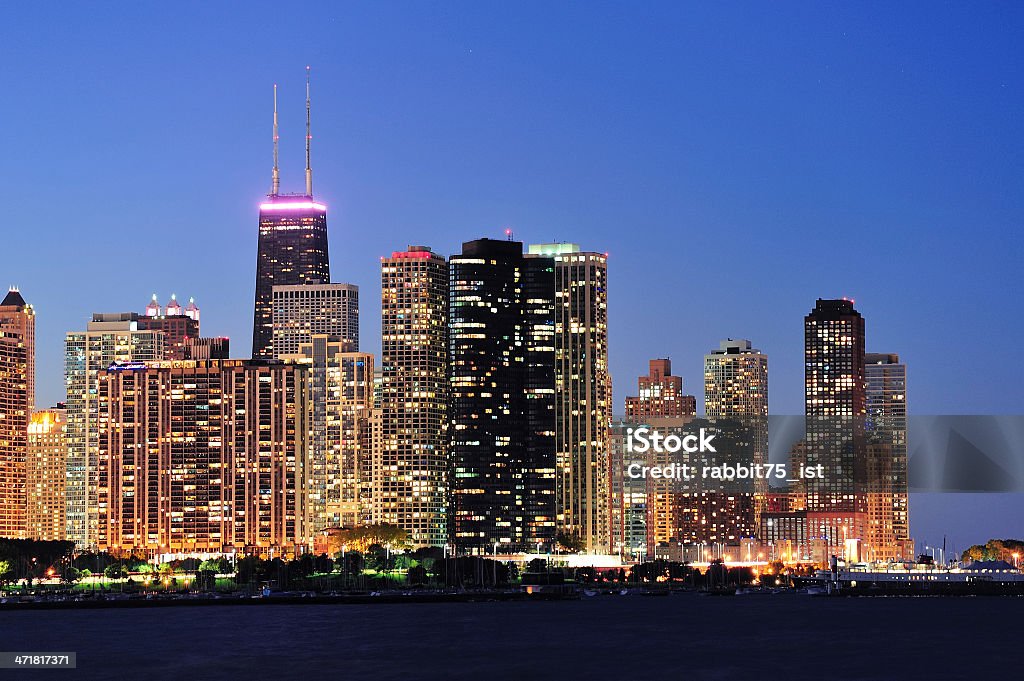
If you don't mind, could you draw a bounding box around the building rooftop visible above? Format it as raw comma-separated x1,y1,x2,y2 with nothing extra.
0,288,27,308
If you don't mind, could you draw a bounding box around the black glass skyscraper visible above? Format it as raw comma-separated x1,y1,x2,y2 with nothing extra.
251,70,331,358
804,298,867,547
449,238,556,554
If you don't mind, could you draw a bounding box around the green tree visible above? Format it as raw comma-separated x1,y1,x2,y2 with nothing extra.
407,565,429,585
60,567,82,585
556,531,585,554
199,558,225,573
411,546,443,561
312,554,334,575
962,538,1024,564
235,556,262,585
365,545,395,573
104,564,127,580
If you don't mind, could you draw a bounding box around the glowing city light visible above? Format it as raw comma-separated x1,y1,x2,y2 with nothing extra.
259,201,327,212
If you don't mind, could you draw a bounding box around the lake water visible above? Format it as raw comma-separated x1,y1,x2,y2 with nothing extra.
3,595,1020,680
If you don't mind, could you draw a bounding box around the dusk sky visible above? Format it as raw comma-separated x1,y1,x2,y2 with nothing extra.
1,2,1020,551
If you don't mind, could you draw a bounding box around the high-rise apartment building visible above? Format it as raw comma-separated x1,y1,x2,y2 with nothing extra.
141,294,200,360
760,441,810,559
96,360,308,558
864,353,911,561
608,421,648,560
625,359,696,419
183,337,230,360
620,359,696,555
282,337,374,532
804,298,867,549
252,73,330,359
703,339,768,541
272,283,359,357
528,243,611,554
26,406,66,541
378,246,449,547
450,239,556,554
704,340,768,418
65,313,166,549
0,328,28,538
0,288,34,412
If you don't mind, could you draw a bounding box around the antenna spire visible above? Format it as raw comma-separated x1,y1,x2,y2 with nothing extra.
305,65,313,197
271,84,280,196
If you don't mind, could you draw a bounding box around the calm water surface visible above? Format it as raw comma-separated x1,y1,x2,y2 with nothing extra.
3,595,1020,680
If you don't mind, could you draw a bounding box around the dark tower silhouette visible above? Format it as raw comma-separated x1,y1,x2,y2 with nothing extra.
252,68,330,358
449,238,556,553
804,298,867,548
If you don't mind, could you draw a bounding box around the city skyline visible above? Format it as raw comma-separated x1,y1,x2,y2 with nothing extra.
0,2,1021,551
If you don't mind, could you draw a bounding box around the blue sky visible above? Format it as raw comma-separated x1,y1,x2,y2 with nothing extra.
1,2,1020,550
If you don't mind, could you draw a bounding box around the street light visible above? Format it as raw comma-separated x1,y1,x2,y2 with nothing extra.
1013,553,1019,569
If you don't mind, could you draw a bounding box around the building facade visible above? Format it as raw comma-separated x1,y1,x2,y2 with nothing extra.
282,337,374,532
252,72,330,360
272,282,359,358
65,313,166,549
183,337,230,360
378,246,449,547
252,197,331,359
528,243,611,555
0,288,35,411
804,298,867,549
703,339,768,542
26,406,66,541
96,360,308,558
704,340,768,418
450,239,556,553
864,353,911,561
625,359,696,419
0,329,28,538
608,421,648,560
141,294,200,360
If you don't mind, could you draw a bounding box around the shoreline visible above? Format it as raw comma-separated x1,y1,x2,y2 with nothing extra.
3,587,1023,611
0,590,581,610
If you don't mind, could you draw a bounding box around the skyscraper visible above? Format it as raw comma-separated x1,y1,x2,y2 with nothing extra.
183,336,230,360
0,287,35,411
65,313,165,549
608,420,649,560
450,238,556,554
619,358,695,554
140,294,200,360
378,246,449,547
704,340,768,419
804,298,867,550
864,353,911,561
528,243,611,554
26,406,66,541
625,359,696,419
702,339,769,543
96,359,309,558
252,72,330,359
0,328,28,538
281,337,374,532
272,283,359,357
